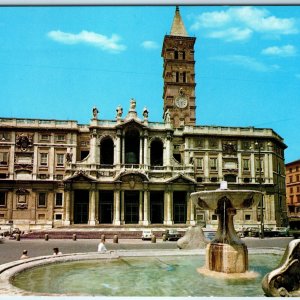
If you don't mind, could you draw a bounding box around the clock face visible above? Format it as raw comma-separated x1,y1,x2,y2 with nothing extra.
175,96,188,108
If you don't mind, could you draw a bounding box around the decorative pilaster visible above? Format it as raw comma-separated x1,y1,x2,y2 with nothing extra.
113,189,121,225
121,191,125,224
164,186,173,225
64,184,71,226
143,190,150,225
89,185,96,225
139,191,143,224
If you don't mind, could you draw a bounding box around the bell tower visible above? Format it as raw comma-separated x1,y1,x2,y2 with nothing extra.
162,6,196,128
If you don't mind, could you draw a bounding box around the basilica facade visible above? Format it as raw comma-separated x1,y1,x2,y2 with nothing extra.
0,7,287,231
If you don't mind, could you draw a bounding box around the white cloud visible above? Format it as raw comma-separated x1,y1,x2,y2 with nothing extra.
48,30,126,53
191,11,231,29
212,55,280,72
207,27,253,42
190,7,298,42
141,40,159,49
261,45,297,57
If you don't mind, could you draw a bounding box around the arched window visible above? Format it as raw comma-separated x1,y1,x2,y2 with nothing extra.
125,129,140,164
150,139,163,166
100,137,114,165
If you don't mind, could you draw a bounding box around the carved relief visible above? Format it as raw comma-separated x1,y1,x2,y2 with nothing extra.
222,141,237,155
16,134,33,151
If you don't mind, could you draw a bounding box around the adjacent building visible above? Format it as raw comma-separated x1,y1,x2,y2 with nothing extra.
286,159,300,218
0,7,287,232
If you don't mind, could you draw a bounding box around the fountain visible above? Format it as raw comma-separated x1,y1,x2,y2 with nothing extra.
190,181,262,277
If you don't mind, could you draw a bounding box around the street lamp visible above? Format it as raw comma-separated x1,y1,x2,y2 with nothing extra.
255,141,264,239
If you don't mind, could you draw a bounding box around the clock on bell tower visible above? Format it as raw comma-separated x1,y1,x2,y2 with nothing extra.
162,6,196,128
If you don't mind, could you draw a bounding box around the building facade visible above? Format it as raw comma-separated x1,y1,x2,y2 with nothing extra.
0,7,287,231
286,159,300,218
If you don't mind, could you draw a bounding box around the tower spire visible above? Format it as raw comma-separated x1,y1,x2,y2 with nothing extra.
170,6,188,37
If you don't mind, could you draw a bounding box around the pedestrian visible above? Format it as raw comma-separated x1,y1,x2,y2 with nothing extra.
20,249,29,259
97,239,107,252
53,247,62,255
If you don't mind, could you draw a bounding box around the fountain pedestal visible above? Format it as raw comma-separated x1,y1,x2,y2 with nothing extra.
206,243,248,273
191,182,262,275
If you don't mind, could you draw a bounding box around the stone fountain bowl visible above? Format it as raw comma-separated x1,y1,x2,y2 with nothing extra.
190,189,262,210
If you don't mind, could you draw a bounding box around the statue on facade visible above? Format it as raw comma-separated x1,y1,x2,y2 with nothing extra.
143,107,149,119
130,98,136,111
164,109,171,124
116,105,123,118
92,107,99,119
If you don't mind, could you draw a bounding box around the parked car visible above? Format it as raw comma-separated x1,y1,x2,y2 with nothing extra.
164,229,181,241
273,227,289,237
243,227,260,237
141,230,153,240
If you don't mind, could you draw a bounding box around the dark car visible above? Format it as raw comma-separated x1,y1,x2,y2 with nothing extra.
164,229,181,241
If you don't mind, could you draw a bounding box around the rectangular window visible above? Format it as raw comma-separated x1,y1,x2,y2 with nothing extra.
38,193,47,207
255,158,264,172
196,158,203,170
55,193,63,206
0,192,6,207
209,158,217,170
209,139,218,149
40,153,48,166
211,214,218,221
242,159,250,171
290,187,293,193
245,214,251,221
40,134,50,141
56,134,66,142
0,152,8,166
56,154,64,166
290,176,293,183
55,214,62,220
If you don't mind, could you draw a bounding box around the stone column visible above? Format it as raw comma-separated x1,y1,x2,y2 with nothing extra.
165,132,172,170
164,188,173,225
113,189,121,225
121,191,125,224
64,187,71,226
122,136,125,165
143,130,149,168
115,130,122,168
95,190,99,224
143,190,150,225
139,191,143,224
89,186,96,225
89,130,98,164
139,137,143,165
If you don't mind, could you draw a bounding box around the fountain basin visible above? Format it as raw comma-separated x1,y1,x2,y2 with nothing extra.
190,189,262,210
0,249,283,296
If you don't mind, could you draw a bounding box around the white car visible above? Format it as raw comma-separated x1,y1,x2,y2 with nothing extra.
141,230,153,240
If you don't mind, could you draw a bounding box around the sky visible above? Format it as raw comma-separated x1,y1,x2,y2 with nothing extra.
0,5,299,163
